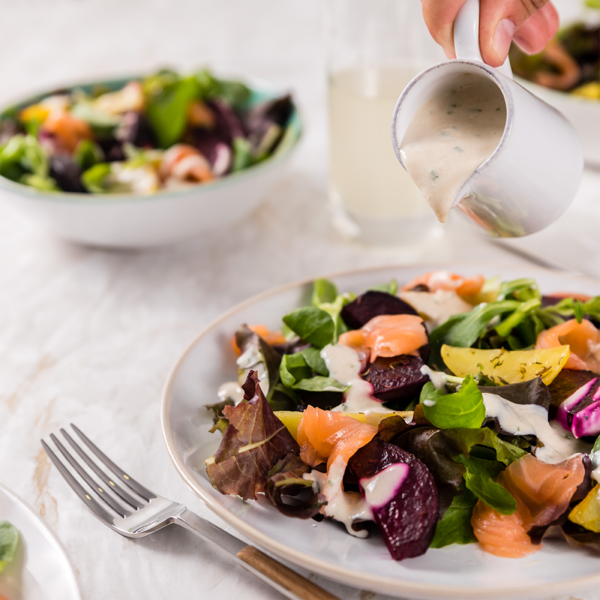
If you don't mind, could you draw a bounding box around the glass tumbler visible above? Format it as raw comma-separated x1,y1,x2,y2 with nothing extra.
325,0,445,245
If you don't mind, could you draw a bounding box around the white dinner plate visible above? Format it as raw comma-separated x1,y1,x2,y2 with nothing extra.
0,484,81,600
161,263,600,600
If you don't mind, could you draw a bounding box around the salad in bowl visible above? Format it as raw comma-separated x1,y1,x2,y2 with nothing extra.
0,68,295,195
205,270,600,562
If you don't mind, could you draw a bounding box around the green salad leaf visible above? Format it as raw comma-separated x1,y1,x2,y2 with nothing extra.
144,70,199,148
312,279,338,306
74,139,105,170
0,521,19,574
455,455,517,515
81,163,112,193
430,488,478,548
279,351,346,392
368,279,398,295
300,346,328,376
441,427,526,466
283,307,335,349
310,279,355,342
421,376,486,429
232,137,252,172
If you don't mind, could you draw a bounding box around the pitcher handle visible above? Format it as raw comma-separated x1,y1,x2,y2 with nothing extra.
454,0,513,78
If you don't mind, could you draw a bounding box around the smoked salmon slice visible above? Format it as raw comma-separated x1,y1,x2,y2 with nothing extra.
536,318,600,372
472,454,585,558
297,406,377,471
338,314,427,362
402,271,485,297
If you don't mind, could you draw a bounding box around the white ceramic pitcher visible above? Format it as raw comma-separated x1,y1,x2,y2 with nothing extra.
391,0,584,237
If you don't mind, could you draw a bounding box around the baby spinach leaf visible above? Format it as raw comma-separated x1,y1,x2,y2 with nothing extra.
282,307,335,349
429,488,478,548
0,521,19,574
144,71,198,148
293,377,347,392
455,455,517,515
300,346,328,376
279,353,312,388
421,376,485,429
312,279,338,306
441,427,526,466
368,279,398,295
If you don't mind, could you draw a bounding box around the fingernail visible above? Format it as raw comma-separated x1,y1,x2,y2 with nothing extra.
493,19,516,61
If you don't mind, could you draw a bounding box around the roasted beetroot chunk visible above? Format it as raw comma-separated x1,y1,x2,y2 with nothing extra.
341,291,419,330
363,355,429,403
349,438,439,560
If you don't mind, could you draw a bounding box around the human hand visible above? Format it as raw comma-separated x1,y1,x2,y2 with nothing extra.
422,0,559,67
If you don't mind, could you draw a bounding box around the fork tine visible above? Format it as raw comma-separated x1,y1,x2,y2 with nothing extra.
50,433,132,518
42,440,116,524
60,428,145,510
70,424,156,501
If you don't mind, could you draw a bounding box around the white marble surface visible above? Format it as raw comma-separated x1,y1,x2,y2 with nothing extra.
0,1,599,599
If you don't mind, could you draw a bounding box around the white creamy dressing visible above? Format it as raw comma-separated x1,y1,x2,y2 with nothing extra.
321,344,394,414
400,290,472,330
420,365,448,391
359,463,410,510
236,343,270,395
217,381,245,405
482,393,591,464
400,73,507,223
304,455,372,538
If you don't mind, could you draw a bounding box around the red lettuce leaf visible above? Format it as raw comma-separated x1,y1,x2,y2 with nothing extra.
206,371,299,500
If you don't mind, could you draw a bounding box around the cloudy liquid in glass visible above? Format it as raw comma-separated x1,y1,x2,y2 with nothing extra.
329,66,438,244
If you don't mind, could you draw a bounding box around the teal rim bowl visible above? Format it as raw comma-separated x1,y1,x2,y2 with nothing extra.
0,74,303,204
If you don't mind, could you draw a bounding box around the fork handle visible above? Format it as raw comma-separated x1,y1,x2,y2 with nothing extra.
237,545,339,600
174,507,340,600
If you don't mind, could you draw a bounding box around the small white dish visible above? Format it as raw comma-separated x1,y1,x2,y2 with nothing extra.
0,75,302,249
162,263,600,600
0,484,81,600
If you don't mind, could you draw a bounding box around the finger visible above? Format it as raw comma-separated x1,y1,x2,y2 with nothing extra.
421,0,467,59
479,0,554,67
513,3,559,54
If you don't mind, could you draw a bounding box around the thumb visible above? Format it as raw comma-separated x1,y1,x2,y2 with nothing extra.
479,0,559,67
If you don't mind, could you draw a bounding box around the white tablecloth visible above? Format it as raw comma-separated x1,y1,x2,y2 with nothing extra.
0,1,599,599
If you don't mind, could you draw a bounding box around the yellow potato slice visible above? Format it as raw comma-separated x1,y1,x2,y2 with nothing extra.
274,410,412,441
441,344,570,386
569,485,600,533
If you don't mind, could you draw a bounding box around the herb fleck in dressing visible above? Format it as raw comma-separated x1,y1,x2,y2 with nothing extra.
400,74,507,223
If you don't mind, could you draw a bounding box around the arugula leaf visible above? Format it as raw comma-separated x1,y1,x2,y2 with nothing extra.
429,489,478,548
0,521,19,574
144,71,198,148
282,307,335,349
455,455,517,515
421,376,485,429
495,298,541,338
499,278,540,302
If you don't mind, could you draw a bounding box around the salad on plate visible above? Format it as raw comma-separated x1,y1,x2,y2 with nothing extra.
0,68,294,194
0,521,20,600
205,271,600,561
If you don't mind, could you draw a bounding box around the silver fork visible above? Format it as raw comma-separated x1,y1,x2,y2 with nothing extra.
42,424,339,600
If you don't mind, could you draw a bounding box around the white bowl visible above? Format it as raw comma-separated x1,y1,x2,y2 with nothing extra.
0,76,302,248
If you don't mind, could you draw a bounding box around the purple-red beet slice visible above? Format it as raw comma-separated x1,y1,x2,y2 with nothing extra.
349,438,439,560
363,355,429,403
341,291,419,329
